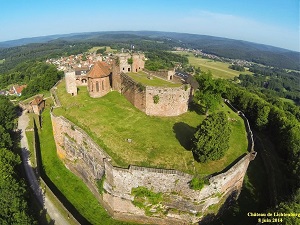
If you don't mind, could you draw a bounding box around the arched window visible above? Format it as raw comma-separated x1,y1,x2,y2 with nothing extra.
96,81,99,92
102,80,104,90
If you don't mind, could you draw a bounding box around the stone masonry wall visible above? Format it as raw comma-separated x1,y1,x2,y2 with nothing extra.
120,73,191,116
50,108,254,224
145,86,191,116
120,73,146,112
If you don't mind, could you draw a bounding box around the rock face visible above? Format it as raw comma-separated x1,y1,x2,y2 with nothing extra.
50,110,253,224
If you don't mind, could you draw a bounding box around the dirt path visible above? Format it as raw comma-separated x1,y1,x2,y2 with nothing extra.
18,110,72,225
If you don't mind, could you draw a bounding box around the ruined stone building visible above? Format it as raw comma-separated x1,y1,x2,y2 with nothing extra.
87,61,112,98
26,95,45,115
65,71,77,96
64,52,192,116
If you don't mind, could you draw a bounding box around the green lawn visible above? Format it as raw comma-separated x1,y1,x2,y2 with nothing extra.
127,72,181,87
174,51,252,79
39,106,137,225
0,59,4,64
54,81,247,175
88,46,117,53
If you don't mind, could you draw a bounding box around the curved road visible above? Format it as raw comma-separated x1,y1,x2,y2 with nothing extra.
18,110,71,225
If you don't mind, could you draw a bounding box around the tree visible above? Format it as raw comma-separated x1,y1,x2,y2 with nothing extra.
276,189,300,225
0,96,17,130
194,71,224,115
192,112,231,162
0,125,12,148
0,148,35,224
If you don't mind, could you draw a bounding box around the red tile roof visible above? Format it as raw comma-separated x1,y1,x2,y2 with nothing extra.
14,85,27,94
87,61,111,78
31,95,43,105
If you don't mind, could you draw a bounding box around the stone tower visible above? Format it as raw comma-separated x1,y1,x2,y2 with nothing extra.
112,53,145,92
87,61,112,98
65,71,77,96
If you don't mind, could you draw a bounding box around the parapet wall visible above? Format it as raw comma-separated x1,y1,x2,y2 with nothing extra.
144,69,182,83
50,108,254,224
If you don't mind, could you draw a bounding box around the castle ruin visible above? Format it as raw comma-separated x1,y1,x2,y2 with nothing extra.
65,52,191,117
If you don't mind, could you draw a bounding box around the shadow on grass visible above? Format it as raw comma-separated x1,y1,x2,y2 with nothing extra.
173,122,195,150
189,101,206,115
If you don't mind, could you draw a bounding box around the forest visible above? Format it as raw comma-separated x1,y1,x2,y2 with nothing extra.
193,73,300,225
1,31,299,70
236,65,300,104
0,61,63,99
0,97,37,224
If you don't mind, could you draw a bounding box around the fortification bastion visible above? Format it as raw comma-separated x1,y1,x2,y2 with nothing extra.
50,97,255,224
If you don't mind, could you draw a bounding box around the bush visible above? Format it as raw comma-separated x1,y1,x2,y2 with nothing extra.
96,175,106,194
153,95,160,104
190,176,209,190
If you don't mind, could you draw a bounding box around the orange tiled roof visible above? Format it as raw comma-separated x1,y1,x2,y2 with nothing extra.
31,95,43,105
15,85,27,94
87,61,111,78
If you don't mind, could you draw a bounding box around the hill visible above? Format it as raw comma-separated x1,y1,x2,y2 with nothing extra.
0,31,299,70
53,81,248,175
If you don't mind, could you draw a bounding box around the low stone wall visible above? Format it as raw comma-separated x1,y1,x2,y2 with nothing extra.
144,69,182,83
50,109,253,224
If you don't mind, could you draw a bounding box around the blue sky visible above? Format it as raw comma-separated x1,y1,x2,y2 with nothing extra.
0,0,299,51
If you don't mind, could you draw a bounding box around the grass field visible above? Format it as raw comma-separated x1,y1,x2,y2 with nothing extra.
174,51,252,79
127,72,181,87
88,46,117,53
0,59,4,64
53,81,247,175
39,106,137,225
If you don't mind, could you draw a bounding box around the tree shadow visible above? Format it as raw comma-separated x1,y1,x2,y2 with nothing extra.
173,122,195,150
189,101,206,115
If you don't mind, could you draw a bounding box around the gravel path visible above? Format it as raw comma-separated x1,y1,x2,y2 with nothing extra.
18,110,71,225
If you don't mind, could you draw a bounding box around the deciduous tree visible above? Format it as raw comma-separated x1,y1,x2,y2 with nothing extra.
192,112,231,162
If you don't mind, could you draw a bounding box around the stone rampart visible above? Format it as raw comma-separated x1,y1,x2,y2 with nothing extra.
50,108,254,224
145,86,191,116
120,73,191,116
120,73,146,112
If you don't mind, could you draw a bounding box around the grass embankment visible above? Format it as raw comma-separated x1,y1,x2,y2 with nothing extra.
174,51,252,79
39,106,137,225
127,72,181,87
53,81,247,175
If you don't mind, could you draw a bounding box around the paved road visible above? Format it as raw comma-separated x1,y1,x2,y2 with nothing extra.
18,110,71,225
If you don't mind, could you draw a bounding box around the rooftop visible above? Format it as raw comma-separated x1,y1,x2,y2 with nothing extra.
87,61,111,78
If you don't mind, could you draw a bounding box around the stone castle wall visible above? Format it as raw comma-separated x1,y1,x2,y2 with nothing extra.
120,73,146,112
50,108,254,224
120,73,191,116
145,86,191,116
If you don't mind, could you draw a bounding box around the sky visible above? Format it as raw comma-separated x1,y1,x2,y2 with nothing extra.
0,0,299,51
